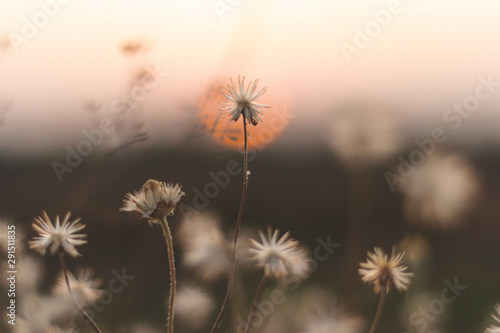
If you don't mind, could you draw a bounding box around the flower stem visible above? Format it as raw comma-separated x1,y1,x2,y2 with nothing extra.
210,114,249,333
58,249,102,333
244,275,268,333
368,288,387,333
159,216,176,333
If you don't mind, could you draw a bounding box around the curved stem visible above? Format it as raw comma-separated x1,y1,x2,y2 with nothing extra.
159,216,176,333
210,114,249,333
244,275,268,333
58,249,102,333
368,288,386,333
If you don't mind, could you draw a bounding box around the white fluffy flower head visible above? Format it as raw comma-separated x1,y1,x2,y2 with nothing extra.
54,268,103,306
486,304,500,333
399,152,479,228
219,75,269,126
178,214,230,282
359,247,412,293
249,227,310,280
175,286,214,329
121,179,185,224
29,211,87,257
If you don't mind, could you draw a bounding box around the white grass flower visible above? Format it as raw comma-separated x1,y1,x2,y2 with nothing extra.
54,268,103,306
399,152,479,228
175,286,214,329
329,104,400,167
121,179,185,224
219,76,269,126
359,247,412,293
261,288,364,333
291,288,365,333
14,293,75,332
486,305,500,333
29,211,87,257
249,227,310,280
178,213,231,283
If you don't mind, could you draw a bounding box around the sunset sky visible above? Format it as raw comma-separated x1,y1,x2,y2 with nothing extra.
1,0,500,155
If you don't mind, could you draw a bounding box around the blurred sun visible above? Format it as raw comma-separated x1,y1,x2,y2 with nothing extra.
199,79,290,150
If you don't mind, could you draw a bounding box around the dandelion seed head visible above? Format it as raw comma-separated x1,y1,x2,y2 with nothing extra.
358,247,412,293
400,152,479,228
29,211,87,257
175,286,214,329
486,305,500,333
54,268,103,306
329,104,400,168
121,179,185,224
249,227,310,280
14,293,76,331
178,213,230,282
219,76,269,126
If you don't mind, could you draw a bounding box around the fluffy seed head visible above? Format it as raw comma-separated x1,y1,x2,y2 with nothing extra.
219,75,269,125
249,227,310,280
329,104,400,167
178,213,230,282
54,268,103,306
174,286,214,329
399,152,479,228
121,179,185,224
486,304,500,333
358,247,412,293
29,211,87,257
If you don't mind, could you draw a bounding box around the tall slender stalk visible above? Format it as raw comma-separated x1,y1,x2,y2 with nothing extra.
58,249,102,333
159,216,176,333
244,275,268,333
210,114,249,333
368,288,387,333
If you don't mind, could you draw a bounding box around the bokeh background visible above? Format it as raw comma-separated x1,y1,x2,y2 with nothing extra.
1,1,500,332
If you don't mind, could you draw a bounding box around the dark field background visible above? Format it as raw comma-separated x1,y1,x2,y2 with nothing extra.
2,135,500,332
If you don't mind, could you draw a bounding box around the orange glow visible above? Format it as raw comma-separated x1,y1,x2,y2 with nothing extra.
199,80,290,150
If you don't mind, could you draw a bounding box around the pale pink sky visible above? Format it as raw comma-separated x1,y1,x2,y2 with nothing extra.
0,0,500,154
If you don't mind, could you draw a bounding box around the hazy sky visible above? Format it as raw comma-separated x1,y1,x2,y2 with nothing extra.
1,0,500,155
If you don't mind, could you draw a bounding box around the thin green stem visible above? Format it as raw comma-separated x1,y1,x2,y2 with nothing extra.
159,216,176,333
368,288,387,333
210,114,249,333
244,275,268,333
58,249,102,333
